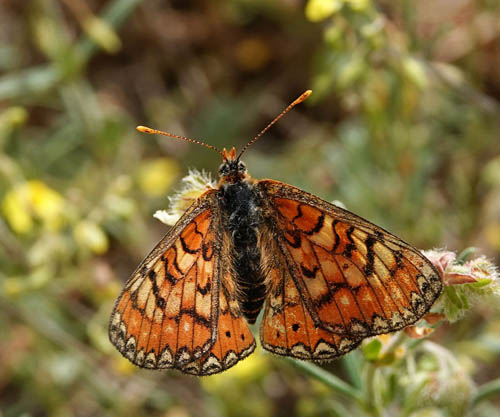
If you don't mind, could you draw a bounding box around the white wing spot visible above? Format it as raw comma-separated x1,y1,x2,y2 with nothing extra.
340,295,351,305
158,347,173,367
224,351,239,367
202,355,222,373
291,344,311,359
135,350,145,366
144,352,157,369
313,341,337,357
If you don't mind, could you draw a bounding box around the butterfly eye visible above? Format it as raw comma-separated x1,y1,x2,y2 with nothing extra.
237,161,246,172
218,163,230,176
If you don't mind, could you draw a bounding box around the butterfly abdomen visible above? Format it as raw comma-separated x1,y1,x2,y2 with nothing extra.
220,181,266,324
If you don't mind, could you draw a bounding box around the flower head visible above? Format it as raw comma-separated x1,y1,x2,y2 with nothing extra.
423,249,500,322
154,169,215,226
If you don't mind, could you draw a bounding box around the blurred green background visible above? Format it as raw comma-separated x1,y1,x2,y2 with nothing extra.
1,1,500,416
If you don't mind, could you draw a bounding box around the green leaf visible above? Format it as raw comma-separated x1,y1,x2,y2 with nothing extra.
472,378,500,406
363,339,382,361
471,278,492,289
444,286,464,308
456,247,477,264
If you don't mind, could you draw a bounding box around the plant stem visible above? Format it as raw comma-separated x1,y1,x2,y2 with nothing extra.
472,378,500,407
364,363,382,417
342,351,363,390
287,358,365,404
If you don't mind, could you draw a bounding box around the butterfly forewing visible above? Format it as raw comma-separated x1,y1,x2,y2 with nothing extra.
110,190,220,369
257,179,442,339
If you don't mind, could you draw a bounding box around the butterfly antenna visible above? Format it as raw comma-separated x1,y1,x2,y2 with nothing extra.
136,126,224,157
237,90,312,160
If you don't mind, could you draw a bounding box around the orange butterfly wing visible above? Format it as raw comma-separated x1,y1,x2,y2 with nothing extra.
180,222,256,376
109,189,255,372
180,288,255,375
259,255,361,360
257,180,442,344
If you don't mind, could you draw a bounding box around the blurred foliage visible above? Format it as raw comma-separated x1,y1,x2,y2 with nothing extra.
0,0,499,416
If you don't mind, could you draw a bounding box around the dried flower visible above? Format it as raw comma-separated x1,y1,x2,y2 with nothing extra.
154,169,215,226
422,249,500,322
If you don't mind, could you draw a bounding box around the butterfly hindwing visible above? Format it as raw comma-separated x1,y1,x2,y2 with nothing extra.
179,227,256,375
257,179,442,339
258,243,361,360
180,288,256,375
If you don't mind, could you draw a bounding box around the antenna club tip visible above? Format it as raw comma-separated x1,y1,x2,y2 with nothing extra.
136,125,153,133
294,90,313,104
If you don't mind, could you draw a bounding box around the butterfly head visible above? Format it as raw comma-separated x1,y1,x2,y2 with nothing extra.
219,147,247,182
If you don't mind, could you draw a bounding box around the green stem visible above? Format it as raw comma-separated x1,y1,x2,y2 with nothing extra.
342,351,363,390
287,358,365,404
472,378,500,407
326,399,355,417
406,337,426,350
78,0,143,59
364,363,382,417
456,247,477,264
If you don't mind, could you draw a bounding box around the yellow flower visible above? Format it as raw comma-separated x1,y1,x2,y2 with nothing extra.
305,0,342,22
401,57,429,90
2,180,65,234
30,181,65,230
113,356,137,376
2,188,33,233
201,350,268,392
137,158,180,197
73,220,109,254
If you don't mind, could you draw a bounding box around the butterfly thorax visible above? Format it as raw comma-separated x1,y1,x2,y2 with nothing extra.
218,155,266,324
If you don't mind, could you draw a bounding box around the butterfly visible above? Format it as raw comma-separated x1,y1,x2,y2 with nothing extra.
109,90,442,375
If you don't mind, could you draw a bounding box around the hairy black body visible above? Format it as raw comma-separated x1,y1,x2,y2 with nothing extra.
219,180,266,323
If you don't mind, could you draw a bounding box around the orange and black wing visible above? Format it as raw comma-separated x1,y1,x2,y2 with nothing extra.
258,243,362,360
179,225,256,376
179,285,256,375
257,179,442,348
109,189,255,373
